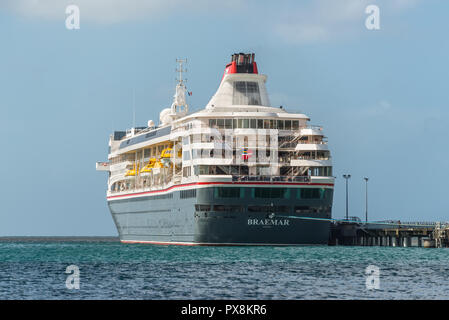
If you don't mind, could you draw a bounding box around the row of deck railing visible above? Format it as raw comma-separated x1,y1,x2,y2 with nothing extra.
231,175,311,183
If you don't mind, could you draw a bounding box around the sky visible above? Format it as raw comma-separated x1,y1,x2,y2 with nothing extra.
0,0,448,236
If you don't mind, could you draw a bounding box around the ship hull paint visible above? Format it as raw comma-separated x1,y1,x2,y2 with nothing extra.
108,186,333,245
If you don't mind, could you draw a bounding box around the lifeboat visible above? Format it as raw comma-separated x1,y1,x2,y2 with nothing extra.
125,163,140,176
140,158,157,174
160,147,178,168
160,147,173,158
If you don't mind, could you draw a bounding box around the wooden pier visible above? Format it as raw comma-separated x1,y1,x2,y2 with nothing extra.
329,220,449,248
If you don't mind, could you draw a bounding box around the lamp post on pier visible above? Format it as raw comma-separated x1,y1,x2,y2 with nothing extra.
364,177,369,223
343,174,351,220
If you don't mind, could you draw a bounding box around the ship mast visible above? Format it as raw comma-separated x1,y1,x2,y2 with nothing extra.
171,58,188,116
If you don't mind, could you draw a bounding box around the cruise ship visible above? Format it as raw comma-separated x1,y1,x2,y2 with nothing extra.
96,53,334,245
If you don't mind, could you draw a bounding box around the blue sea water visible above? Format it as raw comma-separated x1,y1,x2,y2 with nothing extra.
0,239,448,300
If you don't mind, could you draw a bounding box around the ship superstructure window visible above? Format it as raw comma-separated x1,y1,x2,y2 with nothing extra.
294,206,326,213
252,188,290,199
233,81,261,105
180,189,196,199
206,118,301,130
247,205,290,213
298,188,325,199
183,167,191,177
150,193,173,200
195,204,211,211
213,205,244,212
214,187,244,199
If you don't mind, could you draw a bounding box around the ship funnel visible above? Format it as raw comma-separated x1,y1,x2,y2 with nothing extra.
222,52,258,80
210,52,270,109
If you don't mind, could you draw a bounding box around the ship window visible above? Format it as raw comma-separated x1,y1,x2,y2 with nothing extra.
263,119,270,129
225,119,232,129
297,188,325,199
252,188,290,199
277,120,284,130
294,206,311,213
195,204,211,211
250,119,257,128
183,166,191,177
213,205,243,212
209,119,216,128
285,120,291,130
233,81,261,105
292,120,299,130
217,119,225,129
194,165,209,175
257,119,263,129
243,119,249,128
214,187,244,199
181,189,196,199
270,120,277,129
248,206,270,212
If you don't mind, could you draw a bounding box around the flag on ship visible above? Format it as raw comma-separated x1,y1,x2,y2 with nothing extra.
242,148,252,160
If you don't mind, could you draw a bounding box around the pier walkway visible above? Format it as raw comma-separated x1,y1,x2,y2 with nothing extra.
328,219,449,248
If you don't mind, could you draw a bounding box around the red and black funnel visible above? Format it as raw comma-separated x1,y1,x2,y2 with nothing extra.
222,53,258,80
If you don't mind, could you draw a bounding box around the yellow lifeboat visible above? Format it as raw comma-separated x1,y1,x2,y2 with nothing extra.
160,147,175,168
125,163,140,176
160,147,173,159
153,160,163,169
140,158,157,173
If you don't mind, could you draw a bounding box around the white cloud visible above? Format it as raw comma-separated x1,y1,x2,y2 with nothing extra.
273,0,421,44
1,0,243,24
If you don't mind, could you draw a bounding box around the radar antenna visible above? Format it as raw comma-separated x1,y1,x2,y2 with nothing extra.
176,58,187,85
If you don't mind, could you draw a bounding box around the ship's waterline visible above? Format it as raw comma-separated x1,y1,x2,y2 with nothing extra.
98,53,334,245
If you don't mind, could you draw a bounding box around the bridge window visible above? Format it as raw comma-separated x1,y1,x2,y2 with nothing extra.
233,81,261,105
